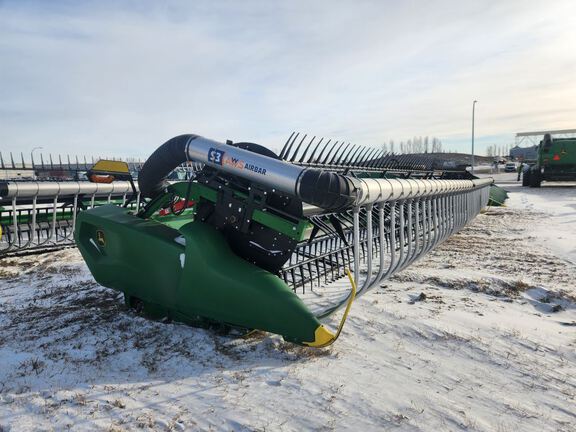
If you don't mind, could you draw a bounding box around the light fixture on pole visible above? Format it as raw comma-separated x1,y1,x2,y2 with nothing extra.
30,146,43,179
30,146,43,166
471,100,477,175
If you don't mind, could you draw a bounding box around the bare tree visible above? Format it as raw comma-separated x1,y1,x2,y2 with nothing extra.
386,136,444,154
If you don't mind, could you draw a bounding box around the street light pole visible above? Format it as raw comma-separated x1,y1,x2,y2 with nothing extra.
471,100,477,175
30,146,43,179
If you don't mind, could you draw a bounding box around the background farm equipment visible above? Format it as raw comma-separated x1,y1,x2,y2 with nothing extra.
522,133,576,187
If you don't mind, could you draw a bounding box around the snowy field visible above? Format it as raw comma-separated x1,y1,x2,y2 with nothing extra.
1,175,575,431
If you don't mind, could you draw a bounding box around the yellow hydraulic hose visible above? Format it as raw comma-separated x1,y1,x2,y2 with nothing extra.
305,268,357,348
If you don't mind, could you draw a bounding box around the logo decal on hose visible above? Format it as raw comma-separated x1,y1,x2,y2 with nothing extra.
207,148,267,175
208,148,224,165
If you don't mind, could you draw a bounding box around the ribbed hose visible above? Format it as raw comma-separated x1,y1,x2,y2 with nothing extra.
296,169,359,211
138,134,197,198
140,134,360,211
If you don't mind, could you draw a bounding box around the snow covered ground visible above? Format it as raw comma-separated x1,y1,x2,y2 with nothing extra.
1,177,575,431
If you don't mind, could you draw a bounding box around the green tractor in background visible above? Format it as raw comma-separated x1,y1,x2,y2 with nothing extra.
523,133,576,187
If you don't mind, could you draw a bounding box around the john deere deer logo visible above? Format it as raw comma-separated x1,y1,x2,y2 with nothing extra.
96,230,106,247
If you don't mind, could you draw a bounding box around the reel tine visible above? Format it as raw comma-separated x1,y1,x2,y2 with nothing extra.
301,136,323,164
346,143,362,166
314,216,337,236
333,248,341,280
364,149,380,168
317,141,340,165
419,156,426,170
428,156,434,171
307,261,314,288
367,148,382,166
352,147,370,167
360,148,378,166
345,241,352,270
290,134,308,162
337,211,354,227
313,246,321,287
280,132,300,161
312,139,331,164
355,145,370,166
382,152,391,168
333,142,352,166
340,143,359,166
407,154,414,169
290,267,297,291
279,132,295,160
328,141,348,165
399,154,408,169
321,246,329,284
400,154,408,169
329,214,349,245
413,155,421,169
344,145,363,166
391,154,401,169
357,147,371,166
299,263,307,292
339,249,347,278
297,136,316,163
369,148,383,165
381,154,391,169
369,149,385,168
391,154,399,169
320,140,340,165
377,151,390,169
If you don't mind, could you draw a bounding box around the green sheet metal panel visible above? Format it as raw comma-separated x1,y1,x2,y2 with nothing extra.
488,185,508,206
75,204,325,345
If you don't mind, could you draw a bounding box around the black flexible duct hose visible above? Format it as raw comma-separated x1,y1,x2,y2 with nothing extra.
138,134,358,211
297,169,358,211
138,134,197,199
0,182,8,201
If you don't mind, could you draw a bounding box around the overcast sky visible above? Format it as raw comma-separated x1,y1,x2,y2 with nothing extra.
1,0,575,159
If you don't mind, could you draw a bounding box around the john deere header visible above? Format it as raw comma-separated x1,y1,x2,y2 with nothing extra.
75,133,492,346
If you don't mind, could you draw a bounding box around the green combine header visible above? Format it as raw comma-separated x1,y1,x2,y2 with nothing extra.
75,134,492,346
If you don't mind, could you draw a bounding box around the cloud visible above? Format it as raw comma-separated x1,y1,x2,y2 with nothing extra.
0,0,575,159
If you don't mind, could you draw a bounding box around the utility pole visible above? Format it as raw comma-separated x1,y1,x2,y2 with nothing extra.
471,100,477,174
